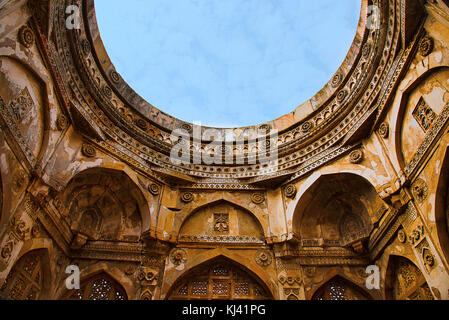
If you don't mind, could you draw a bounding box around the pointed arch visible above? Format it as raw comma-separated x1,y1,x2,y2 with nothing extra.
57,262,136,300
291,173,381,247
311,275,373,300
60,167,151,239
391,65,449,172
385,255,434,300
174,197,268,241
162,248,278,300
0,247,51,300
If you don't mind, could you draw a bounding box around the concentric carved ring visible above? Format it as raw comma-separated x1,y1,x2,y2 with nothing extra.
81,143,96,158
148,183,160,196
102,85,113,99
109,69,121,84
349,149,364,164
284,184,297,199
378,122,389,138
18,25,34,48
336,89,348,103
331,72,343,88
251,193,265,204
181,192,194,203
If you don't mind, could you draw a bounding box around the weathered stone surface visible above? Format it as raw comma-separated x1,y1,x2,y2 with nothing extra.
0,0,449,300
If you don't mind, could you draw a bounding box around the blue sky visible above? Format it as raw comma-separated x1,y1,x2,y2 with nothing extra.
96,0,360,128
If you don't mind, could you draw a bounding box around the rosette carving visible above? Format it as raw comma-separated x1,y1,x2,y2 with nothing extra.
170,248,187,266
255,250,272,267
251,193,265,204
419,36,434,57
284,184,297,199
148,183,160,196
349,149,364,164
18,25,34,48
81,143,96,158
181,192,194,203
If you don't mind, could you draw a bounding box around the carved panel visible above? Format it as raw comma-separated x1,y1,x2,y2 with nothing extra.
412,97,437,132
0,250,44,300
168,260,270,300
66,273,127,300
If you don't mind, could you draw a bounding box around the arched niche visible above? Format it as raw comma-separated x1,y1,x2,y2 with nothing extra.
178,200,265,244
0,249,51,300
167,257,272,300
292,173,381,249
397,67,449,168
0,56,48,161
64,272,127,300
311,275,371,300
434,142,449,264
59,168,149,242
385,255,434,300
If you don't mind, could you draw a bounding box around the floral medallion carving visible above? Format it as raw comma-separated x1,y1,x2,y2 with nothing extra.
170,248,187,266
251,193,265,205
81,143,96,158
148,183,160,196
301,121,314,133
378,122,389,138
411,179,428,203
181,192,194,203
284,184,297,199
255,250,272,268
418,36,434,57
349,149,364,164
18,25,34,48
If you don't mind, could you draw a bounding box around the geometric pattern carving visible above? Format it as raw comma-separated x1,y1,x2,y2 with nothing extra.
168,260,270,300
388,256,434,300
412,97,437,132
67,273,126,300
0,250,43,300
312,277,370,300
